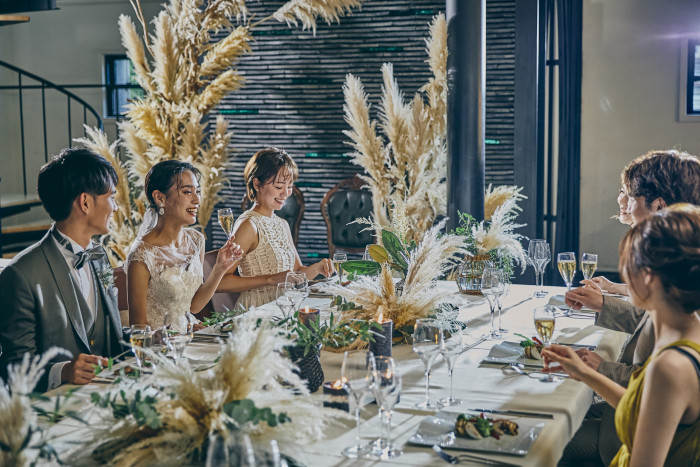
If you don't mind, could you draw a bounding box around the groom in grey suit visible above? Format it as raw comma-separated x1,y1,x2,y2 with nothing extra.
0,148,123,392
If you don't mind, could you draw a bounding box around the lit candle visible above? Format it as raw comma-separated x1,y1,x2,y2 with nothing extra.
369,312,393,357
298,306,320,328
322,378,349,411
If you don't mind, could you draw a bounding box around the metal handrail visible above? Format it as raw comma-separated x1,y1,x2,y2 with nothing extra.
0,59,103,195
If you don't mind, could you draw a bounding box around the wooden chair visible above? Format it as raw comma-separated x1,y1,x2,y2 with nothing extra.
320,175,374,257
241,185,305,245
113,266,129,326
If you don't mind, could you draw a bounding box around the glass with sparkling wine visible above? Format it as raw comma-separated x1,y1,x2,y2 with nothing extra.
581,252,598,281
130,324,152,369
533,306,558,382
217,208,235,239
333,253,347,284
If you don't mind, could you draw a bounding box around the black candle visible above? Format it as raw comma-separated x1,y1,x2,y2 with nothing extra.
369,318,393,358
298,307,320,328
322,380,349,412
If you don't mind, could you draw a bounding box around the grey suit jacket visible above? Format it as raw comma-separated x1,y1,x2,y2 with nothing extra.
0,229,123,391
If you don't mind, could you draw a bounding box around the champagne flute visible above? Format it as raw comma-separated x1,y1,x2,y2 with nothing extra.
130,324,152,369
412,319,441,410
581,252,598,281
480,268,503,340
533,306,559,382
370,356,402,460
217,208,235,239
275,282,295,329
332,253,348,284
437,325,463,408
496,270,511,333
341,349,376,458
285,271,309,310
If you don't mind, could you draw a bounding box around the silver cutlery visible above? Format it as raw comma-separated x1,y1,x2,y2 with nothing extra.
464,407,554,420
503,363,569,381
432,445,520,466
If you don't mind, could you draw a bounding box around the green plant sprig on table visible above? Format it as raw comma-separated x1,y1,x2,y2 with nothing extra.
278,312,382,356
201,308,238,328
342,228,415,279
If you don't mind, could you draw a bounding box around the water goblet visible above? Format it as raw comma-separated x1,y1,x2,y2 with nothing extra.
275,282,295,328
341,349,376,458
437,325,463,408
533,306,559,382
581,252,598,281
332,253,348,284
130,324,152,369
285,271,309,310
370,356,402,460
480,268,503,340
217,208,235,239
164,312,192,362
412,319,441,410
528,239,551,297
496,270,511,333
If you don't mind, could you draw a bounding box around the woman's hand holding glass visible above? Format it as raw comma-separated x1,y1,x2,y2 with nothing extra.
541,344,594,382
341,349,376,458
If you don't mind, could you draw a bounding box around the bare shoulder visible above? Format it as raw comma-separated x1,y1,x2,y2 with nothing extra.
647,348,699,388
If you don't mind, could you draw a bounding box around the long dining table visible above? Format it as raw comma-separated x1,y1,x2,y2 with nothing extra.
41,282,628,466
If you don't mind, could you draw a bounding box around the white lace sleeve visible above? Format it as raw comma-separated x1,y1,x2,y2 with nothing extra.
125,241,155,275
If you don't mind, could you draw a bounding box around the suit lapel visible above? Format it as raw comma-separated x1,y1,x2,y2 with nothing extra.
40,230,90,350
89,257,123,340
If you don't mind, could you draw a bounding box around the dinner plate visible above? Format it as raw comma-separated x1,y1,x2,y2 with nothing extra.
408,409,546,456
481,341,544,368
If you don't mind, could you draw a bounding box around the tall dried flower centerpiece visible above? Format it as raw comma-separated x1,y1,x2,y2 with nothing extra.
343,13,447,244
80,0,367,265
70,315,343,465
324,219,466,339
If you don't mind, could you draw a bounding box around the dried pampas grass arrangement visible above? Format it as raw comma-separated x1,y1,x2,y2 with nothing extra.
343,13,447,244
70,315,340,466
80,0,367,265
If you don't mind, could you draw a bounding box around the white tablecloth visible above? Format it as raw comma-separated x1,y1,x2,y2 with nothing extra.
42,282,627,467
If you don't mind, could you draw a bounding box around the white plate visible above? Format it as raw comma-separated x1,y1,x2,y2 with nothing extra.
481,341,544,367
408,409,546,456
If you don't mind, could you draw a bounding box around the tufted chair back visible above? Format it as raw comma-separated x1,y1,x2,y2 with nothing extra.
321,175,373,257
241,185,305,245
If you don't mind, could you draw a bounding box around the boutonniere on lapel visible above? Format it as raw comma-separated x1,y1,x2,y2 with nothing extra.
96,266,116,297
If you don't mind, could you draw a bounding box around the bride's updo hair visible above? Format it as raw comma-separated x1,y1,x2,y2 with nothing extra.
244,147,298,201
619,203,700,313
145,160,201,208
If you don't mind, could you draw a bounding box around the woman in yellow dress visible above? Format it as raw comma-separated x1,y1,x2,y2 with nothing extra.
543,205,700,466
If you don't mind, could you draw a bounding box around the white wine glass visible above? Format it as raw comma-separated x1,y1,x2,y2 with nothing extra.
332,253,348,284
533,306,559,382
275,282,295,329
438,325,463,408
528,239,551,298
285,271,309,310
480,268,503,340
341,349,376,458
362,245,372,261
130,324,152,369
370,356,402,460
217,208,234,239
581,252,598,281
412,319,441,410
496,270,511,334
557,252,576,291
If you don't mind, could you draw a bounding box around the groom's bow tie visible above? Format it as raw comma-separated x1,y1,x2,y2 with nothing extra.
52,228,106,269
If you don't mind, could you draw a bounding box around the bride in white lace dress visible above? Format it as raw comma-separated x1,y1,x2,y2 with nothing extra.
126,160,241,330
217,148,333,309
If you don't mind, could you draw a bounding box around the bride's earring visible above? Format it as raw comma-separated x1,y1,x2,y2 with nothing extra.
158,204,165,215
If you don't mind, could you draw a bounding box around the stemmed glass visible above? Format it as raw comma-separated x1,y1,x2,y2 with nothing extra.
332,253,348,284
370,356,402,460
437,325,463,408
285,271,309,310
557,252,577,291
275,282,295,329
581,252,598,281
412,319,441,410
533,306,559,382
528,239,551,297
480,268,503,340
217,208,235,239
164,312,193,362
496,270,511,334
362,245,372,261
130,324,152,369
341,349,376,458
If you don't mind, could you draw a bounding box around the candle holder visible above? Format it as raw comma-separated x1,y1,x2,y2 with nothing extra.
322,380,349,412
298,308,320,328
369,319,393,357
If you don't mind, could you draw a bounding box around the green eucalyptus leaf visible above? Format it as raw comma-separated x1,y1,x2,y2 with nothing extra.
381,230,408,270
341,260,381,276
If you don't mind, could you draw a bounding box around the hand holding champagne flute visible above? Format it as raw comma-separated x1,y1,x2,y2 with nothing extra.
217,208,235,239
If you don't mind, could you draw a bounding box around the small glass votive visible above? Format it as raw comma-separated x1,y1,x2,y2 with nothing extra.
323,380,349,412
298,307,320,328
369,318,393,358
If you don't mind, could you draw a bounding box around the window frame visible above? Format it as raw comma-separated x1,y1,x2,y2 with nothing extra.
103,54,142,119
678,39,700,122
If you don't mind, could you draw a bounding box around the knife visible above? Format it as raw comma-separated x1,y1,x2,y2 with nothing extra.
432,445,520,466
465,408,554,419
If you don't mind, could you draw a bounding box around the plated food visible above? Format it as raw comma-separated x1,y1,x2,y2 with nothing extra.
515,333,544,360
455,413,519,440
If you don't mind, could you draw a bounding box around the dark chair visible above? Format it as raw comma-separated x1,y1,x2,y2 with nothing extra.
241,185,305,245
113,266,129,326
320,175,374,257
201,249,240,318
